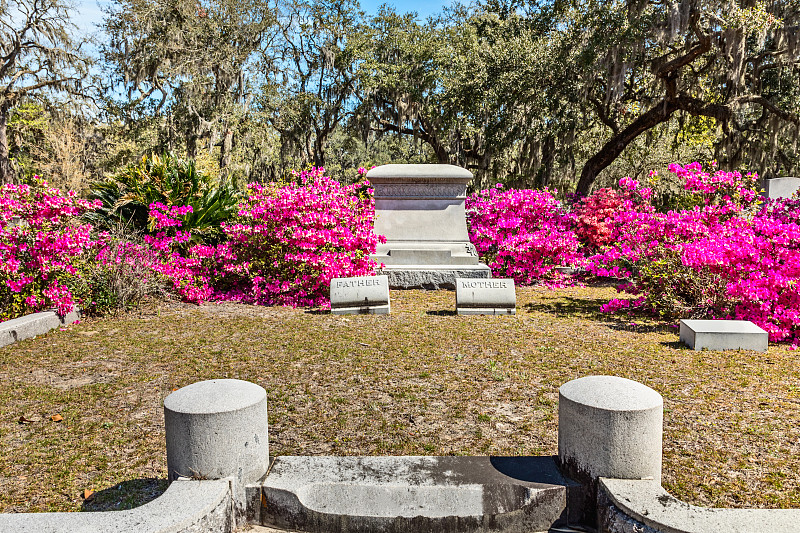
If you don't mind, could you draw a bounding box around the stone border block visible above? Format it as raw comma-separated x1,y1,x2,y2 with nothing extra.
679,319,768,352
455,277,515,315
0,307,81,348
259,455,575,533
558,376,663,484
599,478,800,533
0,478,233,533
330,275,389,315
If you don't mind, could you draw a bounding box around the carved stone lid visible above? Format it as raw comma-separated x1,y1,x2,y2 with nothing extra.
366,164,473,183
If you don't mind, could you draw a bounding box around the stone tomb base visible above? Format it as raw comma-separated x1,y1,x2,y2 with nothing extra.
377,264,490,290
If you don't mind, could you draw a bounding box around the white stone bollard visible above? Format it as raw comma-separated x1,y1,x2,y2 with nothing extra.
558,376,662,484
164,379,269,489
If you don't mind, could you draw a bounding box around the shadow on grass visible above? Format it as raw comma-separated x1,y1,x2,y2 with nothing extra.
525,295,678,335
607,322,677,334
81,478,168,512
523,296,610,321
660,340,687,350
426,310,457,316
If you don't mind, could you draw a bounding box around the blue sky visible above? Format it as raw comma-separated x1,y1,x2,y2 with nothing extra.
71,0,455,35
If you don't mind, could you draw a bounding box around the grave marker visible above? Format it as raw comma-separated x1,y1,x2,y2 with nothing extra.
455,277,516,315
330,275,390,315
763,177,800,199
679,319,768,352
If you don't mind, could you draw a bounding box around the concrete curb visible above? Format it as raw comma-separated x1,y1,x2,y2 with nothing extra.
0,307,81,348
0,478,234,533
259,455,580,533
598,478,800,533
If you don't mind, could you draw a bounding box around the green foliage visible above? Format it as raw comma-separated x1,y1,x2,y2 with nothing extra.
0,0,91,184
70,231,166,317
87,153,239,244
634,246,728,319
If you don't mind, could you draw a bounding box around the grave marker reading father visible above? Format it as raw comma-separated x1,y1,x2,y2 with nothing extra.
330,275,390,315
367,164,491,289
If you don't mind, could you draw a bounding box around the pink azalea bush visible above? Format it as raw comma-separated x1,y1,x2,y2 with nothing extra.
5,162,800,345
587,162,800,343
107,168,384,308
466,185,583,285
0,168,384,322
573,176,655,250
213,168,384,307
136,202,216,303
0,179,103,319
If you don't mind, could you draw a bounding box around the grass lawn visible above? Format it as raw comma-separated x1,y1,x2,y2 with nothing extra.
1,282,798,513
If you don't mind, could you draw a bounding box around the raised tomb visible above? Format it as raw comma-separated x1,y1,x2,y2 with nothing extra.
367,164,491,289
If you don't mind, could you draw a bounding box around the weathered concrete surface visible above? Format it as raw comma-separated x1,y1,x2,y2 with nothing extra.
763,177,800,199
559,376,663,485
0,478,233,533
368,164,491,289
260,455,581,532
598,478,800,533
165,379,269,520
679,320,768,352
330,275,390,314
456,278,515,315
0,307,81,348
378,265,490,289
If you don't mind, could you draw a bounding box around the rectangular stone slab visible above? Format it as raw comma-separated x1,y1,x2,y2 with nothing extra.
259,455,581,533
456,278,516,315
679,319,768,352
763,177,800,199
458,307,515,315
330,275,389,314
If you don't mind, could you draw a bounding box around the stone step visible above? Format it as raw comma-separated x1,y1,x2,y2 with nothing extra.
258,456,583,533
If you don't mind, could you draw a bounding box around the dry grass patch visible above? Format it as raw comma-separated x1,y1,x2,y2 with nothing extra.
0,283,798,512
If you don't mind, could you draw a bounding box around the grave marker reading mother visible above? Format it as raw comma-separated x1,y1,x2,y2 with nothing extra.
367,164,491,289
455,278,516,315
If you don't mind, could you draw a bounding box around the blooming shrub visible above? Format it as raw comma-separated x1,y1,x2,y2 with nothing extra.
573,176,655,250
214,168,384,307
88,153,239,245
7,163,800,344
467,185,582,285
136,202,216,303
588,163,800,342
680,212,800,342
0,179,103,319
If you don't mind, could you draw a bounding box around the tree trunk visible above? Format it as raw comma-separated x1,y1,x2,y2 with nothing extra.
537,134,555,188
219,127,233,171
575,99,677,195
0,104,16,184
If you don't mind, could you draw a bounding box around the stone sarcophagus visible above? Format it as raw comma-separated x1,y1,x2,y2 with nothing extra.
367,164,491,289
